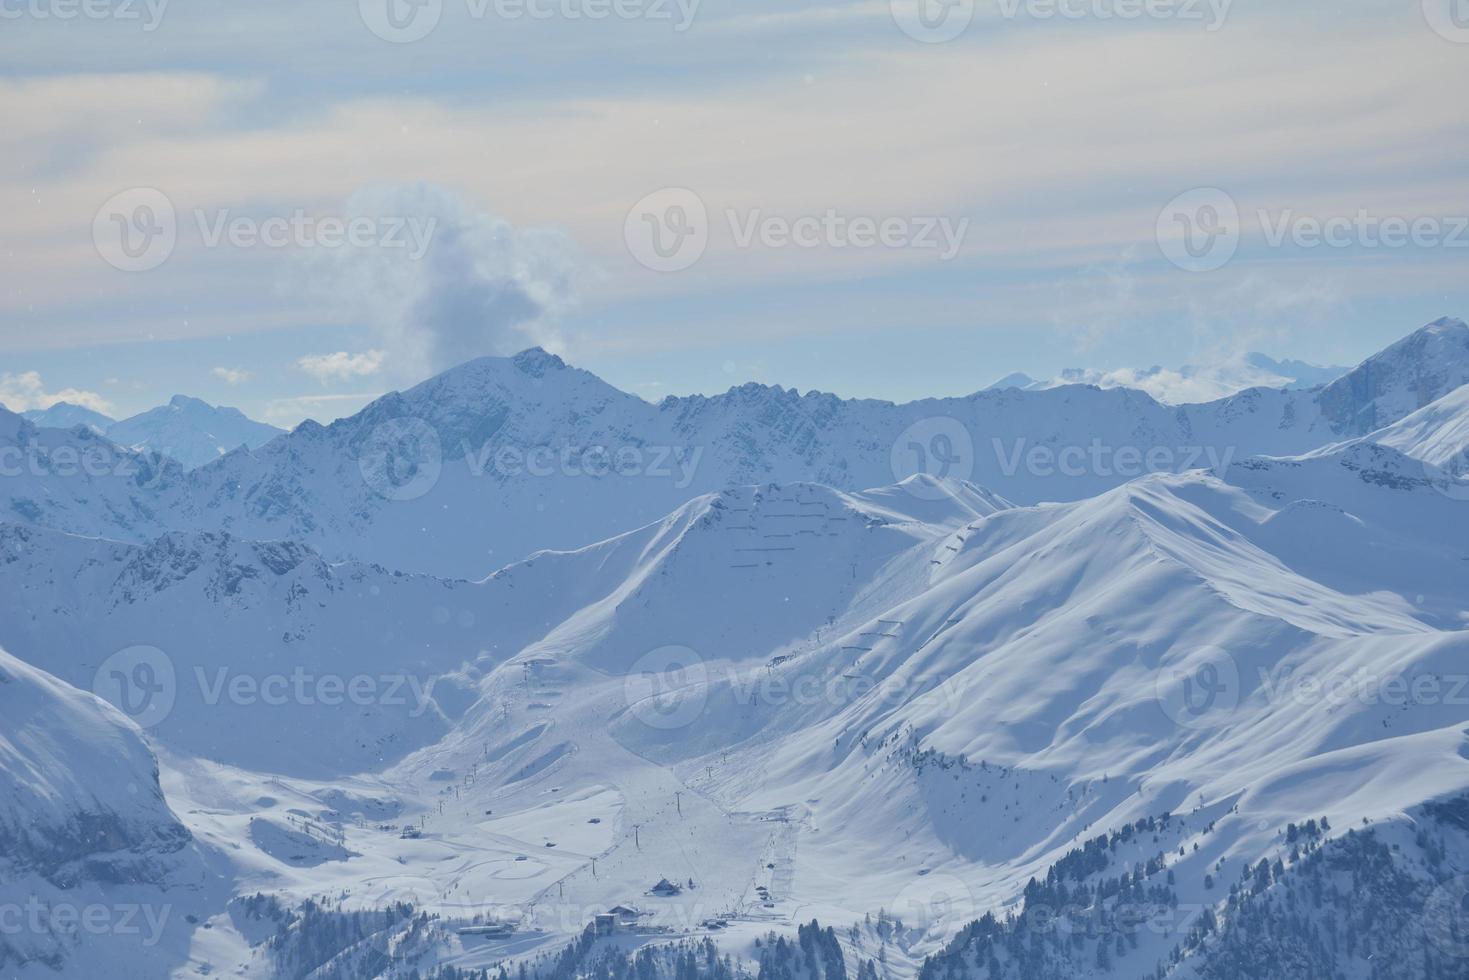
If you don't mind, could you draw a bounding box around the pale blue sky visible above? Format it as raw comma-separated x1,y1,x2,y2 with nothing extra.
2,0,1467,424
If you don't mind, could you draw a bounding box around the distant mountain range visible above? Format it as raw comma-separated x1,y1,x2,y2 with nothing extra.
1,317,1464,579
18,394,283,469
988,351,1350,403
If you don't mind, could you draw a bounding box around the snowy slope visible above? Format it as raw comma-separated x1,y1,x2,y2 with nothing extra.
0,480,1006,778
12,457,1449,977
0,647,212,980
1315,316,1469,435
0,646,190,879
0,523,520,777
1360,381,1469,478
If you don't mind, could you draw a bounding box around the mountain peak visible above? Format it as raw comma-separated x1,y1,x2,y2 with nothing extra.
1316,316,1469,435
986,372,1043,391
1424,315,1467,335
510,346,567,376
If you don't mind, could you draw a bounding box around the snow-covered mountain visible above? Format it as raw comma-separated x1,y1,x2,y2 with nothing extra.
0,646,190,881
1362,383,1469,478
18,395,284,470
988,351,1349,403
105,395,284,469
1,317,1467,979
0,646,205,978
20,402,115,433
3,319,1462,580
1,442,1466,976
1315,316,1469,435
0,408,184,541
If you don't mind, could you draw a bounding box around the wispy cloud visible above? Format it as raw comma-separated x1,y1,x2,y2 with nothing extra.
302,184,583,380
0,371,112,415
211,367,251,385
296,350,386,383
263,391,385,426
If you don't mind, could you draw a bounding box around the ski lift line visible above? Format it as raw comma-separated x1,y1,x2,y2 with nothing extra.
734,547,796,552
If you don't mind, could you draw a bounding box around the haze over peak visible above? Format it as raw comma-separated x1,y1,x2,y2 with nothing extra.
988,350,1350,404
